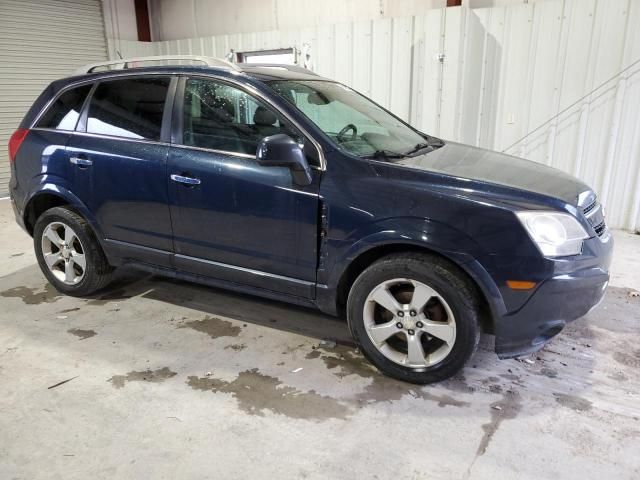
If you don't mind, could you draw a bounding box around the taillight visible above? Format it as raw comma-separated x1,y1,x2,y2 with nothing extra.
8,128,29,163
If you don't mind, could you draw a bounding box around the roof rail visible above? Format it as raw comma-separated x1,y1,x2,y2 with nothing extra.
241,63,319,76
75,55,240,75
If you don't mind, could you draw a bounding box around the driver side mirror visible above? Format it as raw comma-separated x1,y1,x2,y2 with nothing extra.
256,134,313,186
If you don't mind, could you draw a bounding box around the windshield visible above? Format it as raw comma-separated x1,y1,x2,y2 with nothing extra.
268,80,440,159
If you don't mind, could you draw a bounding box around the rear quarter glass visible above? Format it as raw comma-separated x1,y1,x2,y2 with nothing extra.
35,84,92,131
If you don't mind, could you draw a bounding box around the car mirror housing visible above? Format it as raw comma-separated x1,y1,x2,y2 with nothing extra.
256,134,313,186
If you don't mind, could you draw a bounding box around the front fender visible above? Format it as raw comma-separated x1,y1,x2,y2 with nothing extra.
319,216,506,320
324,216,479,286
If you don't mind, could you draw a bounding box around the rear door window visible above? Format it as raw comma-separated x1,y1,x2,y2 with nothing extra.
86,77,171,140
36,84,92,131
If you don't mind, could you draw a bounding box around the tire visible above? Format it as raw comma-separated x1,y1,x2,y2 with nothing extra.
347,252,480,384
34,206,114,296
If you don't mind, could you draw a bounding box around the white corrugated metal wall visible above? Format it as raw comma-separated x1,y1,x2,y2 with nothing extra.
109,0,639,231
0,0,109,196
475,0,640,233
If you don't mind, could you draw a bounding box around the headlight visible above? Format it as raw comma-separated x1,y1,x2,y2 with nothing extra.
516,211,589,257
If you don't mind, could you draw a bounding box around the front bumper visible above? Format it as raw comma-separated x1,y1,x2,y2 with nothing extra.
493,233,613,358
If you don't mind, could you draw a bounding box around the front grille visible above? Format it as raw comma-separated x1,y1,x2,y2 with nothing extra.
581,195,606,237
583,201,597,216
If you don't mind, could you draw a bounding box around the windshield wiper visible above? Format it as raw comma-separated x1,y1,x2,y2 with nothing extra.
404,136,445,156
363,150,408,161
404,142,431,156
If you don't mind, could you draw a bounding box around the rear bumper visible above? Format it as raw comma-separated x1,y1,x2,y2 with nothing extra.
493,233,613,358
10,195,27,232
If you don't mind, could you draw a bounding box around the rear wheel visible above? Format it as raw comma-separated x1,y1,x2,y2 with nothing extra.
347,253,480,384
34,207,114,296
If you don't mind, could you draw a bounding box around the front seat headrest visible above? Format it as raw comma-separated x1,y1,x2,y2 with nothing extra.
211,97,235,122
253,106,277,126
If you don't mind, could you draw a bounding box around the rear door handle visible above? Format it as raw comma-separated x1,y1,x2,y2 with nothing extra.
170,174,201,186
70,156,93,167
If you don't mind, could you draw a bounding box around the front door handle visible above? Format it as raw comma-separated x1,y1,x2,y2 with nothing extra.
70,156,93,167
170,174,201,186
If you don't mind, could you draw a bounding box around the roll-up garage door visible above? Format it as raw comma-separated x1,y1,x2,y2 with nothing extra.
0,0,108,196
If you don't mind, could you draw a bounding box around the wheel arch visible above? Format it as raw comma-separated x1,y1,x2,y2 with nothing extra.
333,242,498,334
23,186,102,240
24,192,69,235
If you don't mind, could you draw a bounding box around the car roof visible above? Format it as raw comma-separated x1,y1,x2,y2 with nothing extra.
63,63,327,85
237,64,324,81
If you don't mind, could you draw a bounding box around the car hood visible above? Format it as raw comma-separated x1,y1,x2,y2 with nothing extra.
395,142,590,205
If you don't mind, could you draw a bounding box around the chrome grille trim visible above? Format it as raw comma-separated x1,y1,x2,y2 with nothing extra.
581,194,607,238
583,201,598,216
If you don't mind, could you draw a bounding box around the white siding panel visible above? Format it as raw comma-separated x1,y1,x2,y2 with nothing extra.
457,9,484,145
114,1,640,230
412,9,446,134
0,0,108,195
333,23,353,86
316,24,336,79
389,17,413,121
370,19,392,107
352,20,373,97
439,6,463,140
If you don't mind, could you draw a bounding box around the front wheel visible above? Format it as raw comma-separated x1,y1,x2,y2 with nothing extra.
34,207,114,296
347,253,480,384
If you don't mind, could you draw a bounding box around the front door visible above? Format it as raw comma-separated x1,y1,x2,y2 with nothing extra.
66,76,175,266
167,76,321,297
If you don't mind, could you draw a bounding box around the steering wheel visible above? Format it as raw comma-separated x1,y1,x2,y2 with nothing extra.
337,124,358,142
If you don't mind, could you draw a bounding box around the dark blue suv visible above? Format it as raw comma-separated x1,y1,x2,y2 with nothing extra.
8,57,612,384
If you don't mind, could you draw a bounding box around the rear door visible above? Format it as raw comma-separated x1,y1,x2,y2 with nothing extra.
167,76,321,297
66,76,176,266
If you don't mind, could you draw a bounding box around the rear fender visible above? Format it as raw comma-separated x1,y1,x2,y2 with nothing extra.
24,181,103,240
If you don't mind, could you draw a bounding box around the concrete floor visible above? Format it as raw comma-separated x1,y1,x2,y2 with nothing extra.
1,198,639,480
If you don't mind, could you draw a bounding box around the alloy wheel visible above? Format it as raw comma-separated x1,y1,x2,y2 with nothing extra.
41,221,86,285
363,278,456,368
